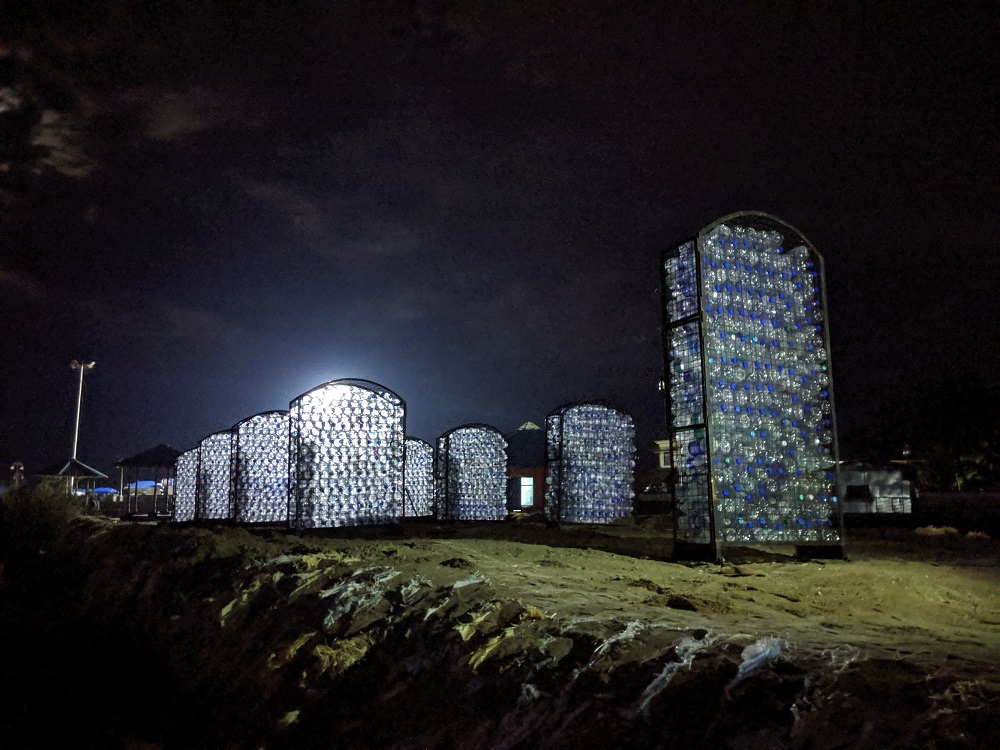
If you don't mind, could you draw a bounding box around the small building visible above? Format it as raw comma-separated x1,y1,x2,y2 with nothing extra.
634,439,675,514
506,421,546,513
839,460,914,514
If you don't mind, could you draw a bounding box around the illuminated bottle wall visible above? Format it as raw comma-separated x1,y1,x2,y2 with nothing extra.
662,212,841,549
232,410,289,524
288,379,405,529
197,430,234,520
545,402,636,525
435,424,508,521
404,437,434,517
174,447,199,522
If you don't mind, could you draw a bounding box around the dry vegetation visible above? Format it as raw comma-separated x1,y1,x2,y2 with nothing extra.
2,509,998,748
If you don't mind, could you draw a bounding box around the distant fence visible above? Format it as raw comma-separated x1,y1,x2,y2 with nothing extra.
914,492,1000,536
844,492,1000,537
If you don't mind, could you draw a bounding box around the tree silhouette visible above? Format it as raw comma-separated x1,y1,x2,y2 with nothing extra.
878,372,1000,491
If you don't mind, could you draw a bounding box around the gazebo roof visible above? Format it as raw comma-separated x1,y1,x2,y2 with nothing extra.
116,444,182,469
37,458,109,480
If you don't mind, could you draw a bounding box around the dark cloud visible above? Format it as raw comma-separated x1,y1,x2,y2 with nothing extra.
1,0,997,476
0,265,48,303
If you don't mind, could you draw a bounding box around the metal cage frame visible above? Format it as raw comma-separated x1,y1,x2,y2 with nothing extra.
544,400,637,525
173,447,200,523
195,429,235,520
404,436,435,518
434,423,508,521
231,409,290,524
661,211,843,559
288,378,406,530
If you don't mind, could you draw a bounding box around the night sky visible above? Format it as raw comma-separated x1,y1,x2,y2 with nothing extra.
1,0,997,480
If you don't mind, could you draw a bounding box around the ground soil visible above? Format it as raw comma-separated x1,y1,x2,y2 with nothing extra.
1,515,998,749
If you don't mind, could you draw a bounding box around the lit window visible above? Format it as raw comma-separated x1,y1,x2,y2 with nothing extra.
520,477,534,507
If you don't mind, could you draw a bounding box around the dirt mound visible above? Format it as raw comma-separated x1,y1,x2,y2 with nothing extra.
2,518,998,748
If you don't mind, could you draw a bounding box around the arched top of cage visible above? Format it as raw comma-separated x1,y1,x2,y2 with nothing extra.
233,409,288,431
696,210,823,263
438,423,507,444
178,446,200,460
405,436,434,449
289,378,405,408
200,429,233,446
439,422,505,438
546,400,633,422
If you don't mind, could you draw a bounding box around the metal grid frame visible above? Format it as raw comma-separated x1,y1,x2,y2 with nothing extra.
434,424,508,521
661,212,843,556
288,378,406,529
196,430,234,520
404,436,434,517
544,401,636,525
173,447,199,522
232,410,289,524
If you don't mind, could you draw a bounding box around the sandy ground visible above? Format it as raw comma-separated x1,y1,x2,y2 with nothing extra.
3,515,998,749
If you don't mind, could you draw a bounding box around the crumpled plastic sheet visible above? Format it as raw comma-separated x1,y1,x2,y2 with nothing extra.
320,567,400,628
570,620,645,684
592,620,644,662
633,632,717,715
727,636,784,692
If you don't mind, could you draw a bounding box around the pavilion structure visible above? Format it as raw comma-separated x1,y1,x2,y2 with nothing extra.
36,458,109,494
116,444,181,518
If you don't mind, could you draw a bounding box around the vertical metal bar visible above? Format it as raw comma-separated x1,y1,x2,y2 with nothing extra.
432,440,439,520
169,462,176,517
231,427,239,523
227,432,234,521
444,435,451,520
816,250,845,544
659,247,678,548
152,469,159,517
399,406,407,521
194,447,202,521
71,364,84,460
290,402,300,531
693,233,721,561
558,411,566,525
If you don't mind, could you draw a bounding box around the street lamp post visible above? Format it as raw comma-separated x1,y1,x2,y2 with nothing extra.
10,462,24,490
70,360,95,460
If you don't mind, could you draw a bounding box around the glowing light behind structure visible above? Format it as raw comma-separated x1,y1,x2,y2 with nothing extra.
663,213,840,546
197,430,234,520
289,379,405,529
435,425,507,521
545,403,636,524
173,448,198,522
233,410,289,524
404,437,434,517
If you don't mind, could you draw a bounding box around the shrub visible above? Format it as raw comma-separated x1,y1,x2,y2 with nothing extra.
0,482,85,565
